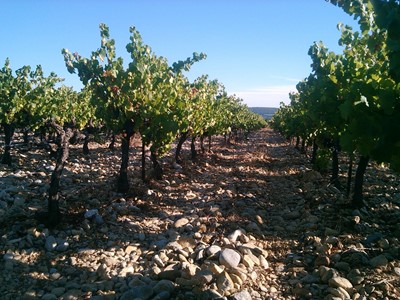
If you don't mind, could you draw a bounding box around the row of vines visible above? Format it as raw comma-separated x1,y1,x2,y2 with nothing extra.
0,24,267,226
270,0,400,208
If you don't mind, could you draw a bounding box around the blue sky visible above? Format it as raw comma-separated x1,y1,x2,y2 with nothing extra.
1,0,358,107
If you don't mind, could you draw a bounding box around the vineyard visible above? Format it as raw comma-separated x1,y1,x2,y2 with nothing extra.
1,0,400,300
1,23,266,227
270,1,400,209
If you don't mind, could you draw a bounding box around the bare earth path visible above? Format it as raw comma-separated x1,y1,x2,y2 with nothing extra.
1,127,399,299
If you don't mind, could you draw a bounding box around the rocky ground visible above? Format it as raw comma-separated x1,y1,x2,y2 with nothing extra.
1,127,400,300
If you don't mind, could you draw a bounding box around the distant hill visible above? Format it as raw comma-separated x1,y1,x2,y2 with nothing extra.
249,107,278,120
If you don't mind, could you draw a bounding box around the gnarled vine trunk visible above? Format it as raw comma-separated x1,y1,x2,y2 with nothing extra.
200,135,205,153
109,134,116,151
295,136,300,150
151,150,163,180
175,131,188,164
141,139,146,181
83,120,94,155
300,137,306,154
23,128,29,146
83,137,90,155
346,154,354,198
35,120,73,227
352,155,369,208
330,143,340,189
117,121,134,193
311,139,318,164
191,136,197,160
1,123,15,166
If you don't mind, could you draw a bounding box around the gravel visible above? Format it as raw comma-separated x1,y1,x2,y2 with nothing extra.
1,129,399,299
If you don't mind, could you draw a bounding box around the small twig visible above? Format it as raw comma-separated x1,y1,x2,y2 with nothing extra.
372,278,396,285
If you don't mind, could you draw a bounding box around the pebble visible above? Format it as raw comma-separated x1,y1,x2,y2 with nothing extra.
315,255,330,267
125,245,137,254
259,255,269,269
370,254,388,268
174,217,189,228
207,245,222,256
334,261,350,272
51,287,66,297
208,263,224,275
50,272,61,280
153,254,165,268
217,271,235,295
219,248,241,268
56,240,69,252
172,162,182,170
153,280,175,294
301,273,320,284
45,236,57,251
231,290,252,300
319,266,338,283
327,286,351,299
41,294,57,300
347,269,364,285
120,286,154,300
328,276,353,291
152,291,171,300
228,229,246,242
2,130,399,300
84,209,99,218
378,238,390,249
3,253,14,260
195,269,214,284
137,232,146,241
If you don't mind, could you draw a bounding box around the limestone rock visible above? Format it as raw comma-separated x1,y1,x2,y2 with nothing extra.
174,217,189,228
328,276,353,291
231,290,252,300
219,248,241,268
216,271,235,295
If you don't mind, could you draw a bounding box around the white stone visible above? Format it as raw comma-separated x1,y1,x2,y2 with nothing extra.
219,248,241,268
259,255,269,269
174,217,189,228
228,229,246,242
207,245,222,256
231,290,252,300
